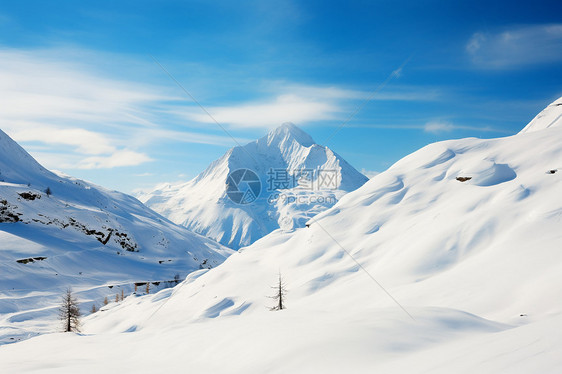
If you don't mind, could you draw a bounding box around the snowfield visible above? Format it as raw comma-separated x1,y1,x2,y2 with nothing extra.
139,122,368,249
1,97,562,373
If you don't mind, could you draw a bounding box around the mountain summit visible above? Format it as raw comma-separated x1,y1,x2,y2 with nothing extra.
265,122,315,147
139,123,368,249
0,129,52,186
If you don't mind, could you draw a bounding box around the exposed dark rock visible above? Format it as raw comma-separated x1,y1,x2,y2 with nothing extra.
18,192,41,201
100,230,112,245
0,200,22,223
456,176,472,182
16,257,46,264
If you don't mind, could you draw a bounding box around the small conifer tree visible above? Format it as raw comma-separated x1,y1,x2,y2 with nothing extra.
269,272,287,311
59,287,81,332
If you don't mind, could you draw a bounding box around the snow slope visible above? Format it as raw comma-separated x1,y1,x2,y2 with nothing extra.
0,129,233,344
139,122,368,249
519,96,562,133
1,98,562,372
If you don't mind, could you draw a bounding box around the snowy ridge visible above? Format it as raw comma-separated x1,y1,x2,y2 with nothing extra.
519,96,562,133
4,97,558,373
139,122,368,249
0,129,233,344
0,129,53,186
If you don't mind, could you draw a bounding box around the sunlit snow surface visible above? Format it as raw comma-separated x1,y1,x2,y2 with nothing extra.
2,98,562,372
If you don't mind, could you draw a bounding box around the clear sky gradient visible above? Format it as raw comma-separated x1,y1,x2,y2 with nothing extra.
1,0,561,193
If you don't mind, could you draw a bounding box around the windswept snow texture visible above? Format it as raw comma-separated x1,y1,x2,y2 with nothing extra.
0,129,233,344
1,98,561,373
139,122,368,249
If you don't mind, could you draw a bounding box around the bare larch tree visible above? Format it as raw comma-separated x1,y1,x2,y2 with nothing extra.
59,287,81,332
269,272,287,311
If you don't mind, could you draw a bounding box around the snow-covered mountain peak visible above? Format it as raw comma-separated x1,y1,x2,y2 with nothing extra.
192,123,317,186
519,96,562,134
264,122,315,148
0,129,51,186
140,123,368,249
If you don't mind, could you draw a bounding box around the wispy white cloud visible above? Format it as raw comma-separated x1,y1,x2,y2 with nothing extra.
274,84,364,100
135,127,251,147
424,121,456,133
10,125,116,155
0,45,445,178
466,24,562,68
183,93,341,128
180,83,441,129
424,121,509,134
77,150,152,169
279,83,441,102
0,47,238,170
175,83,365,129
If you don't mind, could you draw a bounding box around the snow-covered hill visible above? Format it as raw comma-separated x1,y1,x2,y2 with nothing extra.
0,129,233,344
2,98,561,372
139,123,368,250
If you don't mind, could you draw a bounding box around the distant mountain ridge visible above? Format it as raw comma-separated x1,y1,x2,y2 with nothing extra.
139,123,368,249
0,129,233,344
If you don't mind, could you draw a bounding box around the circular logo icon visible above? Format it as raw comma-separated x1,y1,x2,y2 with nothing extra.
226,168,261,204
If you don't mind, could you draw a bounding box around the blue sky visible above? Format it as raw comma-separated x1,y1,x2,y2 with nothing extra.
0,0,561,193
